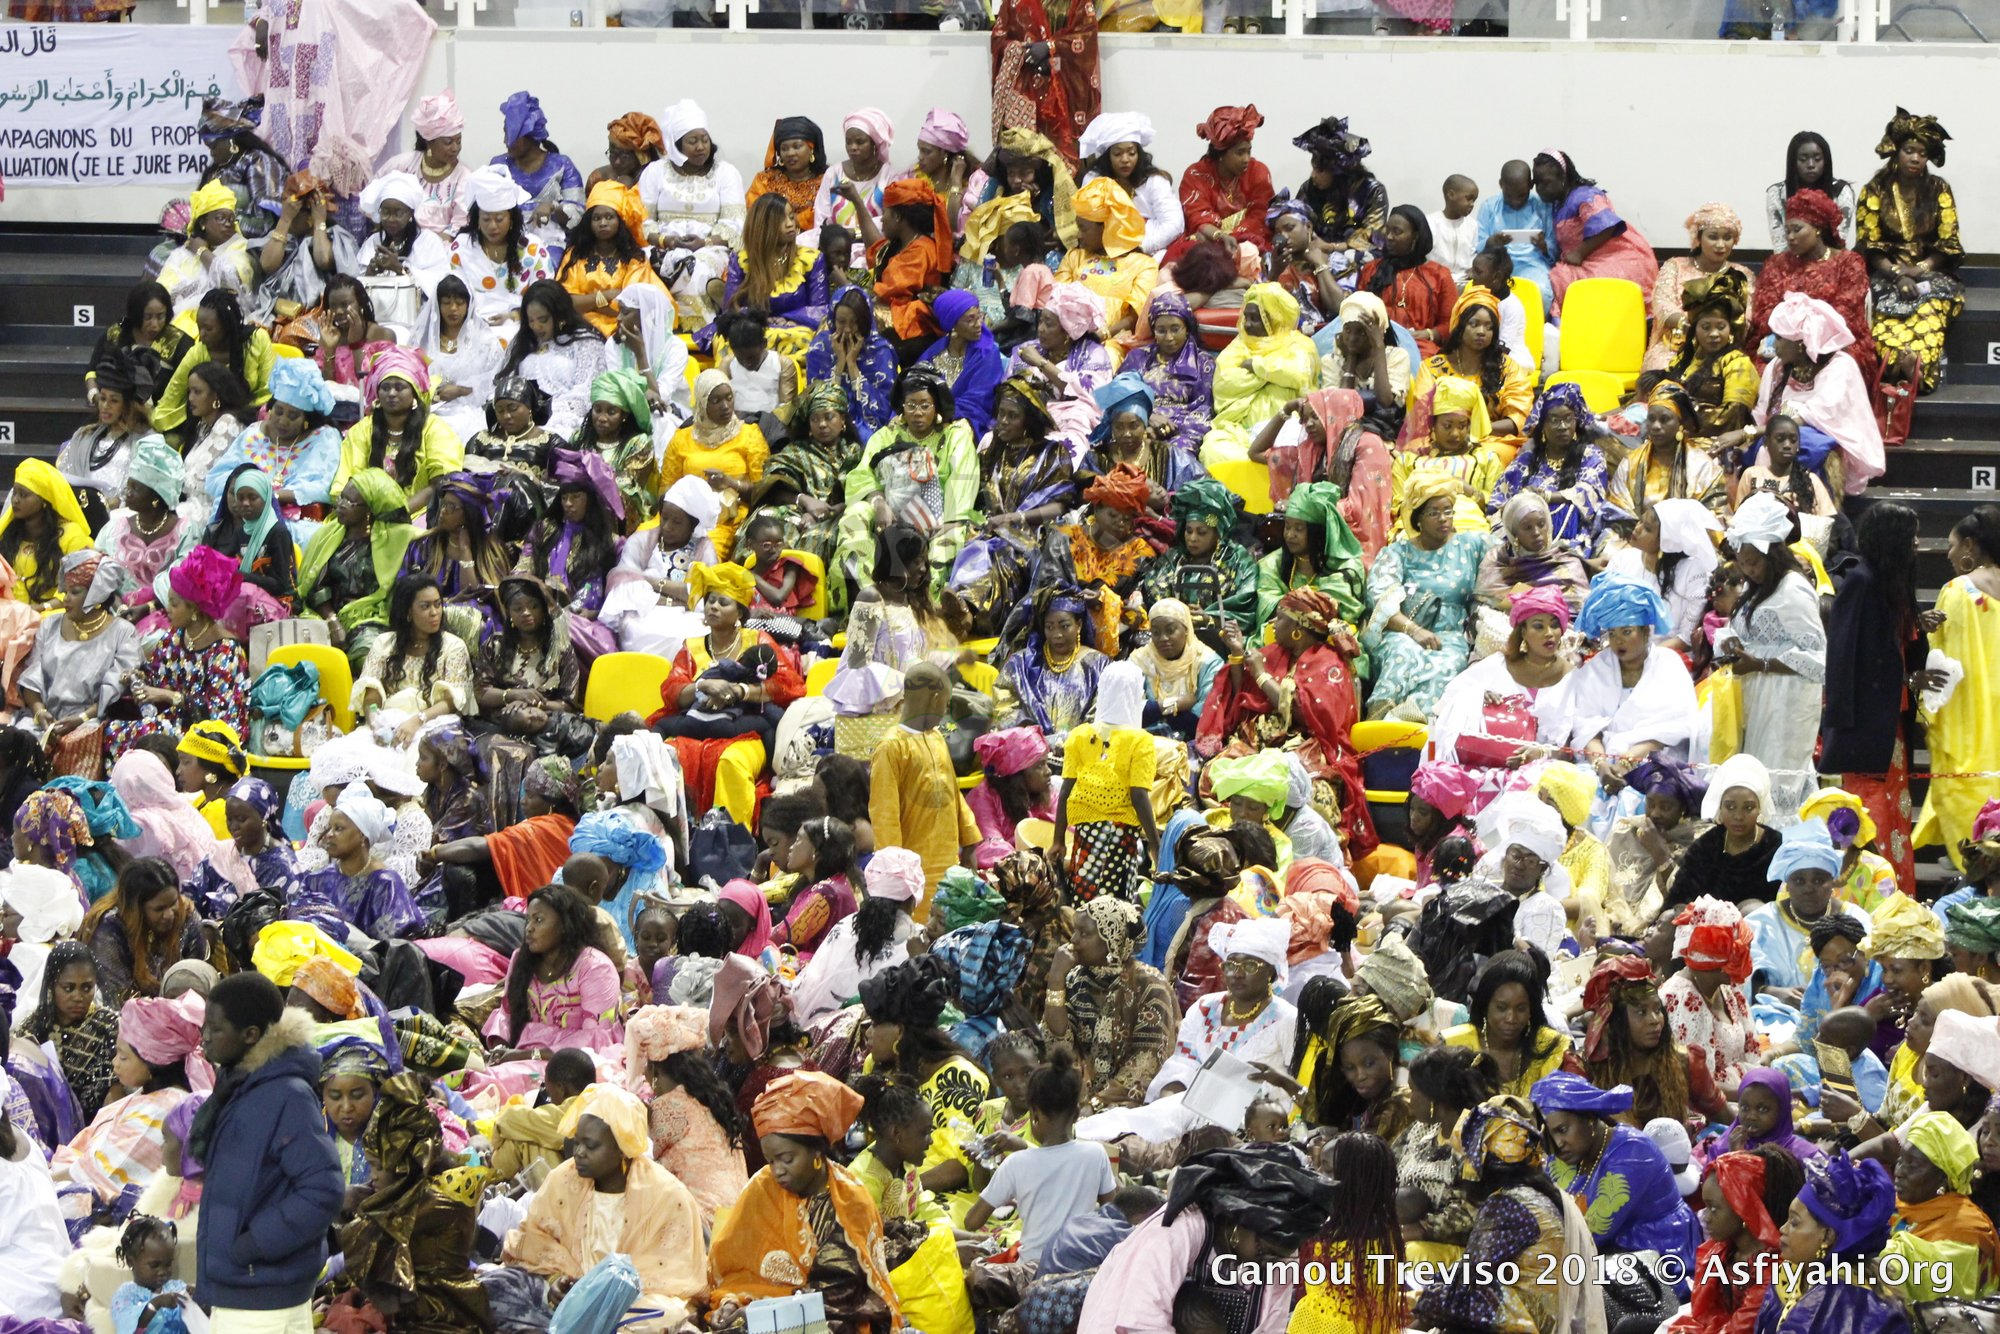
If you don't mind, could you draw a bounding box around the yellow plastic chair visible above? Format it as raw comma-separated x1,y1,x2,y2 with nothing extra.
247,643,356,785
805,658,838,696
583,651,674,723
1511,277,1546,379
1208,457,1274,516
1542,369,1629,415
269,342,305,360
957,660,999,698
1352,718,1428,806
784,549,828,621
962,636,1000,658
1555,277,1646,392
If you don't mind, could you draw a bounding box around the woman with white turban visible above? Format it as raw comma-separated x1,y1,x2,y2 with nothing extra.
447,166,555,333
637,99,745,333
1078,112,1184,256
352,170,452,342
1722,492,1827,822
601,475,721,659
604,283,691,425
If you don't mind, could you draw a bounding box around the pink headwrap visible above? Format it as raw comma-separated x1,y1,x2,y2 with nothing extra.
120,992,205,1067
167,544,245,627
1683,201,1742,245
363,344,431,405
1975,799,2000,842
1046,283,1103,340
971,726,1049,778
844,107,894,161
708,953,779,1061
1509,584,1573,630
718,879,773,958
918,107,970,154
624,1004,707,1092
1410,761,1481,821
863,846,926,903
413,91,464,140
1767,290,1854,360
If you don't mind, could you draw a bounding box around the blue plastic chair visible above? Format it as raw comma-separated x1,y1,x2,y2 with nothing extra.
1314,315,1423,373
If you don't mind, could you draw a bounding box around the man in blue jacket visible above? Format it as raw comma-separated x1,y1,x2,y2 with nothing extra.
189,971,343,1333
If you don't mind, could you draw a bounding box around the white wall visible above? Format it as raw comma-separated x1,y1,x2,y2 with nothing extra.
9,29,1999,254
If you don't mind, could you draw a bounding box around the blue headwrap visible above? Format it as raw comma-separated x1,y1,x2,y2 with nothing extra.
1265,187,1314,229
46,777,142,841
1089,371,1156,446
1624,754,1706,814
1523,380,1601,439
500,91,549,148
1798,1150,1896,1257
266,358,335,417
569,811,667,876
1768,817,1843,884
1530,1071,1635,1117
228,777,288,842
1576,573,1671,639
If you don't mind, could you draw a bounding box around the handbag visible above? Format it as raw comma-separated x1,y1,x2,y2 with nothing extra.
1452,695,1541,769
48,719,104,779
688,808,758,887
247,660,336,759
248,617,331,675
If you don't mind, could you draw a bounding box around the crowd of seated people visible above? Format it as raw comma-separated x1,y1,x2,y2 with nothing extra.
1,85,1996,1334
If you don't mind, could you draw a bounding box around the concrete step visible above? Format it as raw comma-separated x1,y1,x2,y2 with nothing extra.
1876,437,2000,491
0,225,155,258
1848,487,1998,537
1901,383,2000,441
0,252,152,331
0,395,84,454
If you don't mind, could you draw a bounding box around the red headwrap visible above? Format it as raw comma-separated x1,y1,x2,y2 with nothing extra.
1784,188,1845,245
1509,584,1573,631
1581,954,1658,1063
1409,762,1480,821
607,113,665,158
1083,463,1151,515
1197,105,1264,152
1708,1151,1783,1248
1275,587,1340,637
1678,913,1755,985
1285,856,1359,918
883,176,954,258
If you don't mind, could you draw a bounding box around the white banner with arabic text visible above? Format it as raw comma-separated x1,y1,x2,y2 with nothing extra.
0,26,243,187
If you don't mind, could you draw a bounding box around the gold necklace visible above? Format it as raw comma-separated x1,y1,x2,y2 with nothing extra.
1222,993,1266,1025
70,605,112,639
130,508,173,539
1044,643,1083,673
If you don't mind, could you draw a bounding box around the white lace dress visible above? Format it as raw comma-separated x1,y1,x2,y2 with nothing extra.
638,158,746,331
517,334,609,442
423,324,510,446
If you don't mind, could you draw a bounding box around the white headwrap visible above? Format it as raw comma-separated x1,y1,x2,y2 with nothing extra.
1931,1010,2000,1092
611,731,685,821
1672,894,1742,958
1078,111,1156,163
1499,801,1568,870
335,785,397,849
1651,498,1723,595
1726,491,1794,554
0,863,85,943
1208,917,1291,984
359,171,425,223
467,164,531,214
660,475,722,533
1095,660,1146,729
660,99,708,168
1286,752,1315,813
364,747,426,798
1700,753,1773,822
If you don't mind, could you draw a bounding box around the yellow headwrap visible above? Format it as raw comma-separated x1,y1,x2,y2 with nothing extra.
178,720,248,777
189,179,238,224
961,191,1041,264
251,921,363,987
1448,285,1502,335
559,1082,653,1159
1904,1110,1979,1194
688,561,756,607
1402,471,1462,538
1799,787,1878,849
1427,374,1492,441
1537,763,1598,831
1863,888,1947,962
997,127,1077,248
584,179,648,247
1238,283,1304,355
0,459,92,558
1072,177,1146,259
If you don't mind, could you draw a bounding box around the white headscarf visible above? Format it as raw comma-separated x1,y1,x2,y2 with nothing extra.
1499,801,1568,870
1931,1010,2000,1093
660,475,722,533
1095,660,1146,729
1726,491,1794,554
1208,917,1291,985
1651,497,1723,591
0,862,84,943
467,164,530,214
1700,753,1773,822
611,731,685,820
1078,111,1155,163
1286,753,1316,813
359,171,425,223
660,99,708,168
335,785,396,849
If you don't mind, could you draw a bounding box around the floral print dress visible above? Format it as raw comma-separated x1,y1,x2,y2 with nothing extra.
103,631,250,761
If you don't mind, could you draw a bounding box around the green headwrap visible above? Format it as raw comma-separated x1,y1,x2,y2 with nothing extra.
932,866,1006,932
1945,897,2000,958
1170,479,1238,539
296,467,416,634
1904,1110,1979,1194
126,434,185,510
1209,749,1292,814
799,380,850,419
1281,481,1364,567
590,368,654,438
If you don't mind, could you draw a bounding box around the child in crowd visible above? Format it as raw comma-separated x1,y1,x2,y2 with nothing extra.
111,1214,187,1334
819,224,869,290
868,662,981,922
1052,660,1160,902
1244,1088,1292,1143
628,905,676,1004
965,1045,1118,1271
1427,173,1480,286
557,852,634,972
490,1046,597,1182
853,1074,951,1228
654,643,786,750
741,514,818,619
719,311,798,438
